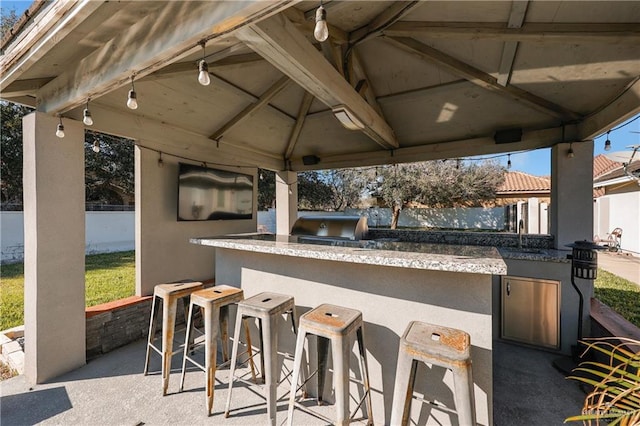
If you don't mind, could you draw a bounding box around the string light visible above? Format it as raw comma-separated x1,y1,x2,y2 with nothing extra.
197,41,211,86
507,154,511,169
92,140,100,153
127,76,138,110
56,116,65,138
567,143,575,158
604,131,611,151
157,152,164,168
83,99,93,126
314,2,329,42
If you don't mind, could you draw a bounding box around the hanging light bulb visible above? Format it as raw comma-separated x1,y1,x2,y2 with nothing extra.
604,131,611,151
288,186,293,195
56,116,65,138
83,99,93,126
567,143,575,158
92,140,100,153
157,152,164,168
198,42,211,86
507,154,512,169
127,76,138,110
314,3,329,42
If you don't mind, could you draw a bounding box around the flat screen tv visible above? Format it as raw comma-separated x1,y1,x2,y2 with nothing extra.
177,163,254,221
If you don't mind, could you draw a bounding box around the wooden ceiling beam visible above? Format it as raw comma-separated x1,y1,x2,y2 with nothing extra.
284,91,314,160
384,22,640,43
148,52,265,80
0,0,104,89
384,36,581,121
35,1,296,114
0,77,54,97
497,1,528,87
210,75,291,140
237,13,398,149
283,7,348,44
349,1,422,45
290,124,579,171
578,77,640,140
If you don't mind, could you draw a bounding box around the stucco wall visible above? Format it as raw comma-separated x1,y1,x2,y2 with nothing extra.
594,191,640,255
134,147,258,295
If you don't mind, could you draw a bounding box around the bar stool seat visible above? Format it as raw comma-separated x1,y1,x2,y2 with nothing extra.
179,285,245,416
225,292,302,425
287,303,373,426
390,321,476,426
143,280,204,395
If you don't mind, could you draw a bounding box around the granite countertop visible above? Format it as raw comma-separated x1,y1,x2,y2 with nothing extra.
498,247,571,263
191,234,507,275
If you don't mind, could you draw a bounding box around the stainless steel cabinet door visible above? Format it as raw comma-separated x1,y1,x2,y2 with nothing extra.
501,276,560,349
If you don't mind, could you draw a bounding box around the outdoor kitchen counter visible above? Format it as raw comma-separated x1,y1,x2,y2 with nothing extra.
190,234,507,275
192,233,500,425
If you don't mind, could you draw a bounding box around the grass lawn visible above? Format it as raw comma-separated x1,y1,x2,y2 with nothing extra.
594,268,640,329
0,251,135,331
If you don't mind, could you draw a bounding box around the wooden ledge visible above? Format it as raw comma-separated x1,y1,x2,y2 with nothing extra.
86,295,152,318
590,298,640,350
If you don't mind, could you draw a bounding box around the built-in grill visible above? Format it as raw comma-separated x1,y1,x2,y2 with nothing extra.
291,216,368,241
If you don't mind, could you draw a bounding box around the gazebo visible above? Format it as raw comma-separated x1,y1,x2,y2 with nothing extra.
1,0,639,415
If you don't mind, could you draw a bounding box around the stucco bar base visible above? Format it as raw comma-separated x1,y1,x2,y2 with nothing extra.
216,248,492,426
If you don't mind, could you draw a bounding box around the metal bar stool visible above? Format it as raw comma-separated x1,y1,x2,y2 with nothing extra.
286,303,373,426
178,285,245,416
224,292,303,425
143,280,204,395
390,321,476,426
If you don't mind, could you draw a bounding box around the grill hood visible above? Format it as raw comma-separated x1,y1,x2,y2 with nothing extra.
291,216,368,240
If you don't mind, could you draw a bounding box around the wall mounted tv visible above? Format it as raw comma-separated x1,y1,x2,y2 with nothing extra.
177,163,254,221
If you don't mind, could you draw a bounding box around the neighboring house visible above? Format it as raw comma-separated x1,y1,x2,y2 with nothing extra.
495,171,551,206
593,156,640,256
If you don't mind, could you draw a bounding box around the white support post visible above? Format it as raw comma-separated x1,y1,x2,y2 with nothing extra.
275,171,297,236
551,141,594,249
23,112,86,384
527,197,539,234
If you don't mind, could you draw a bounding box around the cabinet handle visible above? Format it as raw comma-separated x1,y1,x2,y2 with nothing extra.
507,282,511,296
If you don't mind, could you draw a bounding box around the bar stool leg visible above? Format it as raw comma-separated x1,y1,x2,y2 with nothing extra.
179,301,196,392
143,296,160,375
317,336,330,404
332,337,350,426
357,327,374,425
162,297,178,396
220,305,230,363
263,315,279,426
286,329,308,426
390,354,418,426
205,305,220,416
452,365,476,426
289,307,307,398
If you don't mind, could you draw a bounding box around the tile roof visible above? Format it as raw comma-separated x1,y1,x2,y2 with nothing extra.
498,171,550,193
593,154,622,178
594,160,640,183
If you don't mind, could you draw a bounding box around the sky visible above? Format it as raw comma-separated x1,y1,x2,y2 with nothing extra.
2,1,639,177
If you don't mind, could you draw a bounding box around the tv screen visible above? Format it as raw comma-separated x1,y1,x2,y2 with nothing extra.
177,163,254,221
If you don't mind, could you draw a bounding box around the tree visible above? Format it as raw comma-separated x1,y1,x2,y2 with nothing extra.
377,160,505,229
0,102,32,205
1,7,18,38
84,131,134,206
257,169,276,210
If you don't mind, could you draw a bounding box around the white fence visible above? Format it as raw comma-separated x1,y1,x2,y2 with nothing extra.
1,211,135,264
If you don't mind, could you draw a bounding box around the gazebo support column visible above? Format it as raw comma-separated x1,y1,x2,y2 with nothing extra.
275,171,297,236
23,112,86,384
550,141,594,249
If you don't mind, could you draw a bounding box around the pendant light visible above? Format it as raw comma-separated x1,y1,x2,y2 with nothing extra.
198,41,211,86
314,2,329,42
56,116,65,138
604,131,611,151
83,99,93,126
127,76,138,110
92,140,100,153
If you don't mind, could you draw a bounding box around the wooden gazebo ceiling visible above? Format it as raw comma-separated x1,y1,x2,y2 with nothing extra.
1,1,639,171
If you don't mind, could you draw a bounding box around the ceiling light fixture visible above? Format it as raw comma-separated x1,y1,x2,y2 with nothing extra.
604,131,611,151
127,76,138,110
158,152,164,168
567,143,575,159
332,105,364,130
92,140,100,153
198,41,211,86
83,99,93,126
314,2,329,42
56,116,65,138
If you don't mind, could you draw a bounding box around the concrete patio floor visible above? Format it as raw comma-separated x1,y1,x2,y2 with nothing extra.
1,332,585,426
